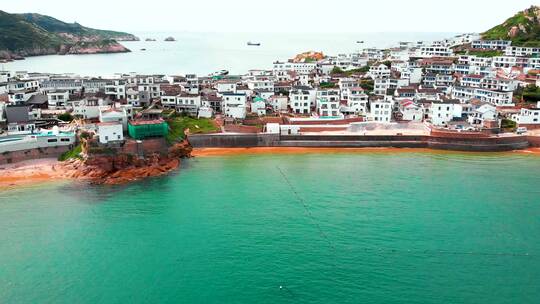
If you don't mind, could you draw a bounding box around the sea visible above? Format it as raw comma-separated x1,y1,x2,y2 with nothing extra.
1,152,539,303
1,32,455,77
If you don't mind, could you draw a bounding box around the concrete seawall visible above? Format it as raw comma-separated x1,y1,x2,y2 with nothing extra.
189,133,531,152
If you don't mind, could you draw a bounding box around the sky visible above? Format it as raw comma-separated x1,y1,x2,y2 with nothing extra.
2,0,539,33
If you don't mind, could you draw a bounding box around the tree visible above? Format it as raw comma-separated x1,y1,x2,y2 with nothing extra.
57,112,74,122
331,66,345,74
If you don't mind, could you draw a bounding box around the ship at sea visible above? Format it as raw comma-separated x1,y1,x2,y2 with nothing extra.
247,41,261,46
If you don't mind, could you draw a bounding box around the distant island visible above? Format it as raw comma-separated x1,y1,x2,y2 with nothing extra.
0,10,139,60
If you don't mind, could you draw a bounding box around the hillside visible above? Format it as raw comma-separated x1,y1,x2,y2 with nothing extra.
482,6,540,47
19,13,138,41
0,10,138,60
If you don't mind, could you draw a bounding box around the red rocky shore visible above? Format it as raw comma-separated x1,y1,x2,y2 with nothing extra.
61,140,192,185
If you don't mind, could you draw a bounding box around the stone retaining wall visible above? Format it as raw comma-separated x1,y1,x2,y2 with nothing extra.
189,133,530,152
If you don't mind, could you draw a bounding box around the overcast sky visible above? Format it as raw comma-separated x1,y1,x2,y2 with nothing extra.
3,0,539,33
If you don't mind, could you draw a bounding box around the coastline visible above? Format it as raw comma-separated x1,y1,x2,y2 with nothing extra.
0,158,68,189
2,147,539,189
192,146,540,157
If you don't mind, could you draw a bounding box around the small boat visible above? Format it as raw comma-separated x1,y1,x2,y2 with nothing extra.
356,41,364,44
247,41,261,46
140,48,147,51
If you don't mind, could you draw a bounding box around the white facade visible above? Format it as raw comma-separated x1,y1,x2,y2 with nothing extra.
512,108,540,125
468,104,497,126
222,93,247,119
368,100,392,123
273,61,317,75
47,91,69,109
430,102,461,126
97,123,124,144
369,64,391,79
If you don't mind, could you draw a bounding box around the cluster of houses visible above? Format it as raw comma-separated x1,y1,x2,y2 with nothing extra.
2,32,540,148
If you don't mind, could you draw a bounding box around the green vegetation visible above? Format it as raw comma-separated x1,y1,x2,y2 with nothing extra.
482,6,540,47
468,50,504,58
331,67,345,74
0,10,62,52
58,144,82,161
57,112,74,122
320,82,336,88
0,10,136,57
331,66,370,76
19,13,136,40
166,117,220,142
501,119,517,130
514,85,540,103
360,79,374,92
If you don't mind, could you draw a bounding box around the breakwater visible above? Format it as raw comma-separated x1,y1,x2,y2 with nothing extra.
189,133,531,152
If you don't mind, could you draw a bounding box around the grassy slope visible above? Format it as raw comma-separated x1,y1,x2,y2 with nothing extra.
166,117,220,142
482,6,540,47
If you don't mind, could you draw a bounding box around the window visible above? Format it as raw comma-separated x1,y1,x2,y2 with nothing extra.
47,139,58,143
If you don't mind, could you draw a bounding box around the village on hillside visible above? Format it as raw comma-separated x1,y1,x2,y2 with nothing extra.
2,30,540,163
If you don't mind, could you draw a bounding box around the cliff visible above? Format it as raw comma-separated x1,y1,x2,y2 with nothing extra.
483,6,540,47
61,140,192,185
0,10,137,60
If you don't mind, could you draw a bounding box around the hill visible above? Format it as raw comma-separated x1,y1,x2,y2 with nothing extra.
0,10,138,60
19,13,137,41
482,6,540,47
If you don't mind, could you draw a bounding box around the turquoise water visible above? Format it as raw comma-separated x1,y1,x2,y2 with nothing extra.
3,32,453,76
1,152,539,303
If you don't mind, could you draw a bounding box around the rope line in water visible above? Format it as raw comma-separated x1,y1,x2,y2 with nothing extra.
275,167,536,259
276,166,336,251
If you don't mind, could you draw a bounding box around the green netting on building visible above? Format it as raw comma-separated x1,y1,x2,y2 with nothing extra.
128,121,169,140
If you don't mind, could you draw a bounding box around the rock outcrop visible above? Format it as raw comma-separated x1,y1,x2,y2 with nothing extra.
62,140,192,185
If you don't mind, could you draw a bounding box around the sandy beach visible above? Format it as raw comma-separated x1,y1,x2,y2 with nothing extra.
1,147,539,189
0,158,68,189
192,146,540,157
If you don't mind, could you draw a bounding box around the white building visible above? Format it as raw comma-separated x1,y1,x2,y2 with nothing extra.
367,98,392,123
430,100,461,126
399,99,423,121
417,45,453,57
369,64,391,79
99,107,129,130
317,98,341,118
471,40,511,50
47,90,69,109
250,97,267,116
468,104,497,127
222,93,247,119
268,95,289,113
512,107,540,125
97,122,124,144
216,81,237,93
290,87,316,114
273,61,317,75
